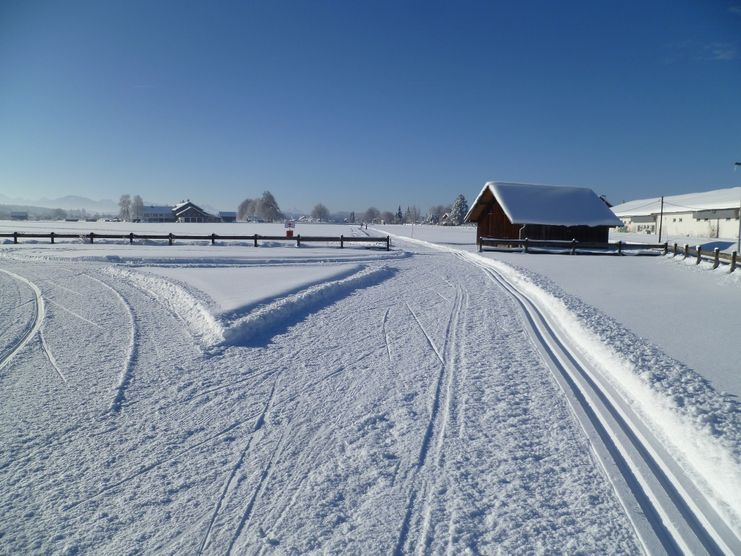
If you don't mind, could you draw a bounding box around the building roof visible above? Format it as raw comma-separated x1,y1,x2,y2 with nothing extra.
465,181,622,227
142,205,174,214
612,186,741,217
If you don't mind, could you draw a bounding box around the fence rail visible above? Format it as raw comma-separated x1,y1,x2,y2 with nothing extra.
0,231,391,251
478,237,668,255
669,242,738,272
478,237,739,273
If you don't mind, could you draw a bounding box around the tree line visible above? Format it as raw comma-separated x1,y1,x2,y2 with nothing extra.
116,190,469,225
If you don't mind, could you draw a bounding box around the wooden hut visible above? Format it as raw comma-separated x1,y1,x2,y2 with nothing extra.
465,181,622,243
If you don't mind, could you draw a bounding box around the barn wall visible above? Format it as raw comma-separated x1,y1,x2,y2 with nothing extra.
474,201,610,242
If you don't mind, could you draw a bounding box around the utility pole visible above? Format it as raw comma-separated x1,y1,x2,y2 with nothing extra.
735,162,741,252
658,196,664,243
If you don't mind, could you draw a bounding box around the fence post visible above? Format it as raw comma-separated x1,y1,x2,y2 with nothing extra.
684,244,689,259
663,242,668,255
340,235,343,248
713,248,720,269
168,233,173,246
50,232,55,244
13,232,17,244
570,238,576,255
211,233,216,245
129,232,134,244
478,237,482,252
386,236,390,251
254,234,258,247
89,232,94,244
617,240,622,255
673,242,677,256
696,245,701,265
731,251,737,273
297,234,301,247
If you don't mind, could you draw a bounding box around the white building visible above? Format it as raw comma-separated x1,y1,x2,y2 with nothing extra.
142,205,176,223
612,186,741,239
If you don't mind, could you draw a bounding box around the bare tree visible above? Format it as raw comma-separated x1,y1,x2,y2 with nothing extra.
118,194,131,221
380,211,395,224
363,207,380,223
311,203,330,222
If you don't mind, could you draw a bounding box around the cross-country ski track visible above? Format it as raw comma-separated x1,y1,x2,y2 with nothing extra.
0,239,738,554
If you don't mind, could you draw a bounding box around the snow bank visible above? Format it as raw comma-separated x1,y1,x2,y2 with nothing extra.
106,264,395,348
480,257,740,522
389,233,741,533
221,265,395,346
104,266,225,346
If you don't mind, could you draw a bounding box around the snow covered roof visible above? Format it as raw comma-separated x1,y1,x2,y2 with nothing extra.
612,186,741,217
143,205,174,214
465,181,622,227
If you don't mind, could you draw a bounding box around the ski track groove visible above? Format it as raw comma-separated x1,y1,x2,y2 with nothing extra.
460,252,736,555
40,326,67,383
198,381,278,555
63,416,260,511
45,297,103,329
382,307,392,362
395,287,462,554
0,268,45,373
81,272,138,414
225,430,286,555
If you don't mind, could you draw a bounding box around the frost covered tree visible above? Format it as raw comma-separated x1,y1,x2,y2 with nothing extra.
396,206,403,224
237,191,283,222
256,191,283,222
131,195,144,221
364,207,380,223
118,194,131,221
311,203,330,222
449,194,468,225
380,210,395,224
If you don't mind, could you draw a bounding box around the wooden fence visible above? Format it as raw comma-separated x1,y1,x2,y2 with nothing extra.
668,242,738,273
478,237,668,256
478,237,739,273
0,231,391,251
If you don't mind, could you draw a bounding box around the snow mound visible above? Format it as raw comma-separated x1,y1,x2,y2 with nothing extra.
222,265,395,346
105,266,225,346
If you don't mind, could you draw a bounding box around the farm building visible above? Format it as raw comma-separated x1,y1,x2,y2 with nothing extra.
465,181,622,243
142,205,176,223
172,200,220,223
612,186,741,239
218,211,237,223
10,211,28,220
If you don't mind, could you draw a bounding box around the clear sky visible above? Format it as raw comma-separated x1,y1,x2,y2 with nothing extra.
1,0,740,213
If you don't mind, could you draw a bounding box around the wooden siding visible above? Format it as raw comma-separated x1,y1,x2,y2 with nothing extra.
475,199,610,242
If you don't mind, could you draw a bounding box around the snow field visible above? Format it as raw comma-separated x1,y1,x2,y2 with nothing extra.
0,245,641,553
384,232,741,547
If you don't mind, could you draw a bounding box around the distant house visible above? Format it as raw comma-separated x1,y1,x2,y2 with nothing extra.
142,205,176,223
218,211,237,223
465,181,623,243
10,211,28,220
172,200,220,223
612,186,741,239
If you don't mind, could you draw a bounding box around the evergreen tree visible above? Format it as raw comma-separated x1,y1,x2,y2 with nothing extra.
396,205,403,224
449,194,468,225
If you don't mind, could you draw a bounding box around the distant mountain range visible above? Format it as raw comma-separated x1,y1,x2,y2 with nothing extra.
0,194,119,213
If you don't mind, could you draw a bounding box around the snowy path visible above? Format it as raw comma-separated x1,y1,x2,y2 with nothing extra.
1,239,732,553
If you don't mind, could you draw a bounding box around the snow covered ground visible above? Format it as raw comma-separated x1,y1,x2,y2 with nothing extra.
1,221,739,553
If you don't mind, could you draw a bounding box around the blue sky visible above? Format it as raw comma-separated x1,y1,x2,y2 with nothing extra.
1,0,740,213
